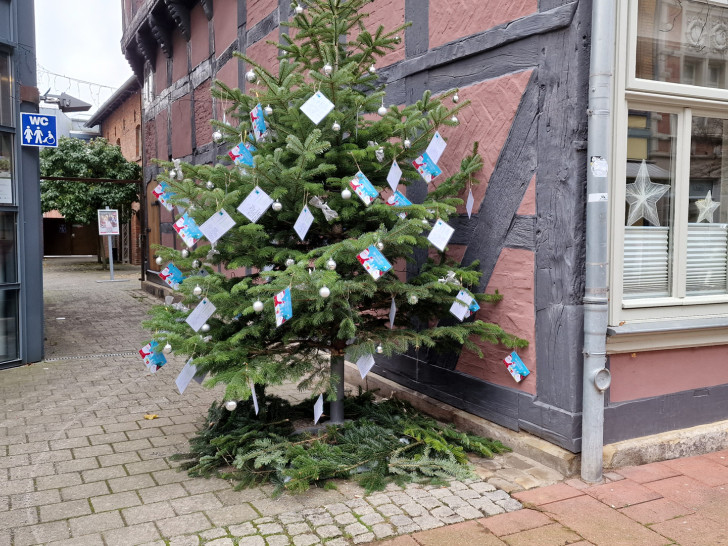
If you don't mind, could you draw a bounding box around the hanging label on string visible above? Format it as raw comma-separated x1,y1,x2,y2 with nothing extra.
173,213,204,247
294,205,315,241
313,394,324,424
425,131,447,164
387,161,402,192
349,171,378,206
356,354,376,379
466,189,475,218
428,218,455,251
159,263,184,290
300,91,335,125
186,297,216,332
200,209,236,244
237,186,273,223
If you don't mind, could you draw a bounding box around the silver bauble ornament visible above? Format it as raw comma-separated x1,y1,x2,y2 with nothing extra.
224,400,238,411
394,35,401,44
323,63,333,75
272,200,283,212
376,344,384,354
369,64,376,74
285,258,295,267
201,323,210,333
206,180,215,190
377,105,388,116
181,249,189,258
264,104,273,116
453,93,460,103
193,284,202,296
294,4,304,14
376,241,384,251
408,294,418,305
253,300,264,313
451,115,459,124
212,130,222,143
319,286,331,298
326,259,336,271
192,259,201,268
404,138,411,149
332,121,341,132
163,343,172,354
155,256,163,265
245,69,257,83
341,188,352,200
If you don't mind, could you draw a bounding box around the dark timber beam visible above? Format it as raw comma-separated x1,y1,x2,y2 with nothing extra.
165,0,191,41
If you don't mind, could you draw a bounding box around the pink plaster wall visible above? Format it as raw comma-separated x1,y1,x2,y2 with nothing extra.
246,29,280,77
172,30,189,83
155,110,169,159
429,0,538,49
214,58,240,123
517,175,536,215
189,3,210,69
610,346,728,402
361,0,405,67
455,248,537,395
195,79,214,146
214,0,238,56
171,95,192,158
248,0,277,28
155,48,167,95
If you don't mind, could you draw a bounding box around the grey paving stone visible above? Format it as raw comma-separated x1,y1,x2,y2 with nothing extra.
69,511,125,537
125,458,170,475
401,502,428,517
258,522,284,535
343,522,368,536
36,472,83,490
377,503,403,517
0,508,38,530
389,514,415,527
238,537,265,546
470,482,496,493
496,497,523,512
352,532,375,544
359,512,385,525
122,501,176,525
315,523,342,538
91,490,142,512
156,512,212,536
286,522,311,535
470,497,504,515
483,490,510,501
12,521,71,546
206,503,259,526
333,512,356,525
206,539,235,546
371,522,395,539
278,512,305,524
102,522,161,545
455,489,481,500
412,514,444,530
108,473,155,493
253,516,276,524
440,494,469,508
56,458,99,474
455,505,484,519
138,483,188,504
40,499,93,522
291,534,320,546
10,489,61,509
199,528,228,540
229,522,256,536
170,493,222,516
265,535,290,546
306,513,334,526
324,539,349,546
168,536,200,546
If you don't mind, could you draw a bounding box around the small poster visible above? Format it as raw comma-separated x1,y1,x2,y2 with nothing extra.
200,209,236,244
173,213,204,247
357,245,392,280
412,152,442,183
228,141,256,167
387,161,402,192
139,340,167,372
159,263,184,290
300,91,335,125
428,218,455,251
349,171,378,206
186,297,216,332
425,131,447,164
250,103,268,141
97,209,120,236
0,178,11,204
152,182,175,212
504,351,530,383
274,287,293,327
237,186,274,223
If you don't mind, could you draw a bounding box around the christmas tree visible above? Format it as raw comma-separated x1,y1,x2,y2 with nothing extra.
145,0,527,423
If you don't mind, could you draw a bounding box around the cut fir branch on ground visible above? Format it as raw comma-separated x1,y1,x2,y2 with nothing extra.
174,391,511,495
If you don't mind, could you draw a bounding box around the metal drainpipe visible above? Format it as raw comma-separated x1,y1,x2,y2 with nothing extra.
581,0,616,482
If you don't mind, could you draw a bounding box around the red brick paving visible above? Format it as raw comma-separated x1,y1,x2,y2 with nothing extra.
661,455,728,486
478,509,552,536
618,497,693,525
613,461,681,484
511,483,584,506
584,478,662,508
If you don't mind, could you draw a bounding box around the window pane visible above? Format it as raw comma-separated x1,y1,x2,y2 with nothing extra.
636,0,728,90
0,212,17,284
0,52,11,127
687,116,728,295
0,289,18,364
624,110,677,299
0,132,12,204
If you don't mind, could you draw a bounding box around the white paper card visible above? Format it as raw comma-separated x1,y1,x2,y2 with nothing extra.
356,354,376,379
449,290,473,321
176,358,199,394
466,189,475,219
387,161,402,193
294,205,315,241
313,394,324,424
249,378,259,415
185,297,216,332
428,219,455,251
237,186,273,223
200,209,236,244
389,297,397,329
300,92,335,125
425,131,447,164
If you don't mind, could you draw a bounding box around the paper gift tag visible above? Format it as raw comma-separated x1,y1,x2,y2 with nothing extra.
389,297,397,329
152,182,175,212
428,218,455,251
412,152,442,183
294,205,315,241
449,290,473,321
466,189,475,219
237,186,273,223
274,287,293,327
250,103,268,141
425,131,447,164
300,91,335,125
200,209,236,244
228,141,256,167
186,297,216,332
504,351,530,383
387,161,402,192
313,394,324,424
160,263,184,290
357,245,392,280
176,358,199,394
356,354,376,379
173,213,204,247
249,378,259,415
349,171,378,206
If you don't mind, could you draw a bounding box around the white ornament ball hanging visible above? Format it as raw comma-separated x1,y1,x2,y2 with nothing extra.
393,35,401,44
451,115,459,125
163,343,172,354
326,259,336,271
201,323,210,333
193,284,202,296
155,256,163,265
341,188,352,200
224,400,238,411
245,69,257,83
212,130,223,143
264,104,273,116
332,121,341,132
181,249,189,258
378,105,388,116
408,294,418,305
453,93,460,103
319,286,331,298
294,4,304,14
404,138,411,149
369,64,376,74
253,300,264,313
192,259,201,268
206,180,215,190
376,344,384,354
376,241,384,251
323,63,333,75
285,258,295,267
272,200,283,212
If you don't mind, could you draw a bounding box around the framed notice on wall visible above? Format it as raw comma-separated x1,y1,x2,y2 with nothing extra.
97,209,119,236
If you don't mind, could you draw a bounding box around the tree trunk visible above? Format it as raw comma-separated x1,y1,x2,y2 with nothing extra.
329,352,345,424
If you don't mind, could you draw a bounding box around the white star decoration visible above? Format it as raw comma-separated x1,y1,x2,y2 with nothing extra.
625,160,670,226
695,190,720,223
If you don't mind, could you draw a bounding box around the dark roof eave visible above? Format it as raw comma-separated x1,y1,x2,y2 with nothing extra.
84,76,141,128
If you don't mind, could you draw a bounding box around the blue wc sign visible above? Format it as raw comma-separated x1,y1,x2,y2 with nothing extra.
20,113,57,148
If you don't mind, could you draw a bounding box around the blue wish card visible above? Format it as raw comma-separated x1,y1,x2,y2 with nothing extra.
349,171,379,206
503,351,530,383
250,103,268,141
173,213,204,247
386,190,412,219
228,141,257,167
412,152,442,183
357,245,392,280
274,287,293,327
139,340,167,372
152,182,175,212
159,263,184,290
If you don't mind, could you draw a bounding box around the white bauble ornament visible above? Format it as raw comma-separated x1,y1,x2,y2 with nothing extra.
332,121,341,132
192,259,201,268
393,35,401,44
326,259,336,271
378,105,388,116
294,4,304,14
319,286,331,298
272,200,283,212
206,180,215,190
224,400,238,411
201,323,210,333
253,300,264,313
323,63,333,75
341,188,352,200
264,104,273,116
181,249,189,258
451,115,459,124
369,64,376,74
285,258,295,267
404,138,411,149
155,256,163,265
245,69,257,83
408,294,418,305
376,344,384,354
421,218,429,225
376,241,384,251
193,284,202,296
453,93,460,103
212,130,222,143
169,169,177,179
163,343,172,354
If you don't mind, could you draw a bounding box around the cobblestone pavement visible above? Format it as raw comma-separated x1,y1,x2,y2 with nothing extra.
0,258,561,545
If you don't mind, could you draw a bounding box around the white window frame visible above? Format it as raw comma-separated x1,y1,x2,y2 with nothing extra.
610,0,728,333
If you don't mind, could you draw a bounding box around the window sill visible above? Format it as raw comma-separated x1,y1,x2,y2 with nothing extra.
607,317,728,354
